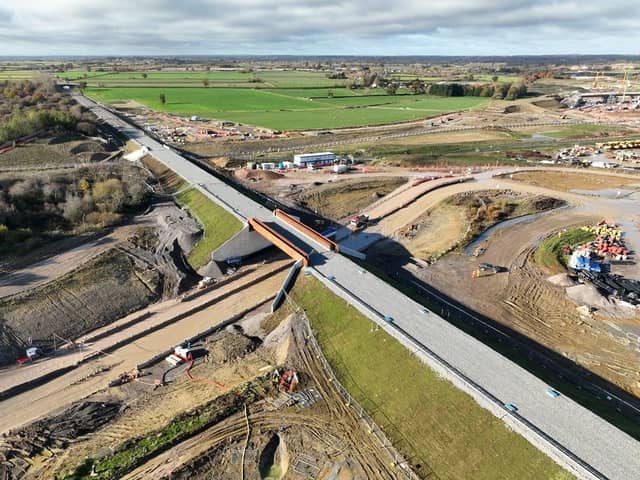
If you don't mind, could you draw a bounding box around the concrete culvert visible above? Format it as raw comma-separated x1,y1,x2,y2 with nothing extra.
258,433,289,480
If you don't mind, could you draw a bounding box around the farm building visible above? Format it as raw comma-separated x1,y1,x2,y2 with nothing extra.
293,152,336,167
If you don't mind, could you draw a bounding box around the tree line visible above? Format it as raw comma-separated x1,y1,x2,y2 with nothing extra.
0,163,149,257
0,77,96,145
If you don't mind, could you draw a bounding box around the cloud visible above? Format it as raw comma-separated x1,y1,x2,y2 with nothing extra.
0,0,637,55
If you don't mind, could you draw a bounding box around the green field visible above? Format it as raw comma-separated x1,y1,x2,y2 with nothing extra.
537,124,633,139
86,86,488,130
291,276,573,480
60,70,349,88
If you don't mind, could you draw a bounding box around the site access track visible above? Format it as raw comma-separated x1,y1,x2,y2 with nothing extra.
75,93,640,480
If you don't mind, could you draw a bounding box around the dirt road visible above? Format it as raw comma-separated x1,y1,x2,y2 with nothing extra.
0,260,290,395
415,208,640,396
0,264,289,434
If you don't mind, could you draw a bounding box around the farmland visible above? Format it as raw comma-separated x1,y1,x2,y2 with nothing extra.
63,68,493,130
0,70,37,80
85,84,489,130
60,69,351,88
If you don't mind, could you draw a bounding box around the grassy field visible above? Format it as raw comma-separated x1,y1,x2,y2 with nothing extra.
534,228,596,273
537,124,634,139
142,156,242,269
295,176,406,220
60,69,349,88
86,86,488,130
292,276,573,480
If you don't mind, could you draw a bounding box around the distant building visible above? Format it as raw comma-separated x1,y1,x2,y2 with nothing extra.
293,152,336,167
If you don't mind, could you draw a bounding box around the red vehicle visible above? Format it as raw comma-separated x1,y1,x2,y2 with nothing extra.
16,356,31,365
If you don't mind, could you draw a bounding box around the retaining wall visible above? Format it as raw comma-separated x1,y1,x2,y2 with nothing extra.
271,260,302,313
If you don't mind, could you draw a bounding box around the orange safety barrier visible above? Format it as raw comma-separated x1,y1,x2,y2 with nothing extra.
273,209,339,253
248,218,309,267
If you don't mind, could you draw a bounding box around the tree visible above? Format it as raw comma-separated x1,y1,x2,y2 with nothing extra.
386,83,398,95
93,178,125,213
159,93,166,105
141,73,148,79
202,79,210,88
409,79,425,95
492,75,499,83
78,178,91,192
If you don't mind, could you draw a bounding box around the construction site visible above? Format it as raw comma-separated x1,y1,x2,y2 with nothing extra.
2,300,412,480
3,58,640,480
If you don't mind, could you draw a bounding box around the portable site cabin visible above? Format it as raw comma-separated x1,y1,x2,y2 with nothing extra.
293,152,336,167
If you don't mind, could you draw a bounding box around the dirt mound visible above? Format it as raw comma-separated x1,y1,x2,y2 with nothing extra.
566,284,612,309
235,168,283,181
207,328,261,364
532,97,565,110
149,203,202,254
0,248,162,366
263,313,294,364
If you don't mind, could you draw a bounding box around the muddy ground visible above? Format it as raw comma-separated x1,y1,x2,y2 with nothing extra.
0,135,120,170
0,200,203,367
8,304,406,480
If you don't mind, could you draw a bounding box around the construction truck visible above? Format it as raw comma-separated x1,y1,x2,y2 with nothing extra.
108,369,140,387
349,214,369,231
472,263,502,278
16,347,42,365
273,368,299,393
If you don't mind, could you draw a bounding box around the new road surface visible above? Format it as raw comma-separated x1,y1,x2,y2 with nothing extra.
75,93,640,480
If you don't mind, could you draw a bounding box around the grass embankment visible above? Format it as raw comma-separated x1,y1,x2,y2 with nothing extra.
291,276,573,480
451,191,565,247
296,176,406,220
539,124,633,139
58,382,265,479
142,156,242,270
534,228,596,273
174,188,242,269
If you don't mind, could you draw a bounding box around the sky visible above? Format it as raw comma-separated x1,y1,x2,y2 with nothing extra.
0,0,638,56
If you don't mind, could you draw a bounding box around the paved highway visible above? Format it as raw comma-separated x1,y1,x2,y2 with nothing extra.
76,94,640,480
